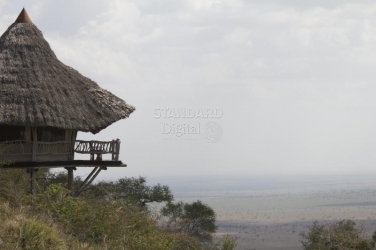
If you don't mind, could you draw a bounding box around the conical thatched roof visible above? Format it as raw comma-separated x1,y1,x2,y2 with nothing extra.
0,8,135,134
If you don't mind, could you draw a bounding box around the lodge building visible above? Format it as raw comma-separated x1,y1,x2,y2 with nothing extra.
0,8,135,194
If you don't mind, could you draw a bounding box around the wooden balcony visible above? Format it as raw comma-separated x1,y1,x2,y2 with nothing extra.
0,139,122,167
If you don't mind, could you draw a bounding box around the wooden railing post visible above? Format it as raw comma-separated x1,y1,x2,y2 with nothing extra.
111,140,115,160
89,141,94,161
115,139,120,161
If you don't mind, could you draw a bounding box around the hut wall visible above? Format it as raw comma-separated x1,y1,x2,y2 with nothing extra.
33,128,77,161
0,125,26,141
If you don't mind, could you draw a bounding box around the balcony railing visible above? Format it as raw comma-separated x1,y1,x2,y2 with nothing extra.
74,140,120,160
0,140,33,155
0,139,120,161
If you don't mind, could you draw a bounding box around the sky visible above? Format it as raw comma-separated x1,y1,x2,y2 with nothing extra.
1,0,376,180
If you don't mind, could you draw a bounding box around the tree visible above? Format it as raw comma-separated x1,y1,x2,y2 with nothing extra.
83,176,173,207
300,220,374,250
116,177,173,205
162,200,217,241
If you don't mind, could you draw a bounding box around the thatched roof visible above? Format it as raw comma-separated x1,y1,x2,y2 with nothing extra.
0,8,135,134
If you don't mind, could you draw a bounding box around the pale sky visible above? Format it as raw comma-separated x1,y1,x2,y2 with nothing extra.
1,1,376,179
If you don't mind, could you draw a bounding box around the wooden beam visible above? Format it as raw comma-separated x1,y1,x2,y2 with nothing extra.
74,167,106,196
85,168,102,187
77,167,98,194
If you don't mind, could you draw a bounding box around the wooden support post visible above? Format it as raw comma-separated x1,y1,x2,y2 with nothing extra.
30,168,36,197
66,167,75,195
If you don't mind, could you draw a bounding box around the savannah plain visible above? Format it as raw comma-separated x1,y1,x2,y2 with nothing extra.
156,174,376,250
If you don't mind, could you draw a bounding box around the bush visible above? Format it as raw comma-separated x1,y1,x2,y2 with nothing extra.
37,184,176,249
218,234,237,250
300,220,374,250
0,169,30,207
0,203,65,249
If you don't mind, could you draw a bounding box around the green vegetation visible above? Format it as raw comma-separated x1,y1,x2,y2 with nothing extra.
83,176,173,206
300,220,376,250
162,200,217,241
6,164,376,250
0,168,236,250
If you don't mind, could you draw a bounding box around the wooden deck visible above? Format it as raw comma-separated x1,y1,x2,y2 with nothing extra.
0,139,125,196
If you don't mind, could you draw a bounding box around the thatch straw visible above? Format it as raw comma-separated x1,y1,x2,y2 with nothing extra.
0,21,135,134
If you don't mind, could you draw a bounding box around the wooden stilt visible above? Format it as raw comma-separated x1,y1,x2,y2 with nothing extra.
67,167,75,195
30,168,36,196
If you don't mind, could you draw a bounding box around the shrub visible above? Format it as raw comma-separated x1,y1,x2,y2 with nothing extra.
37,184,176,249
0,206,64,250
218,234,237,250
300,220,374,250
